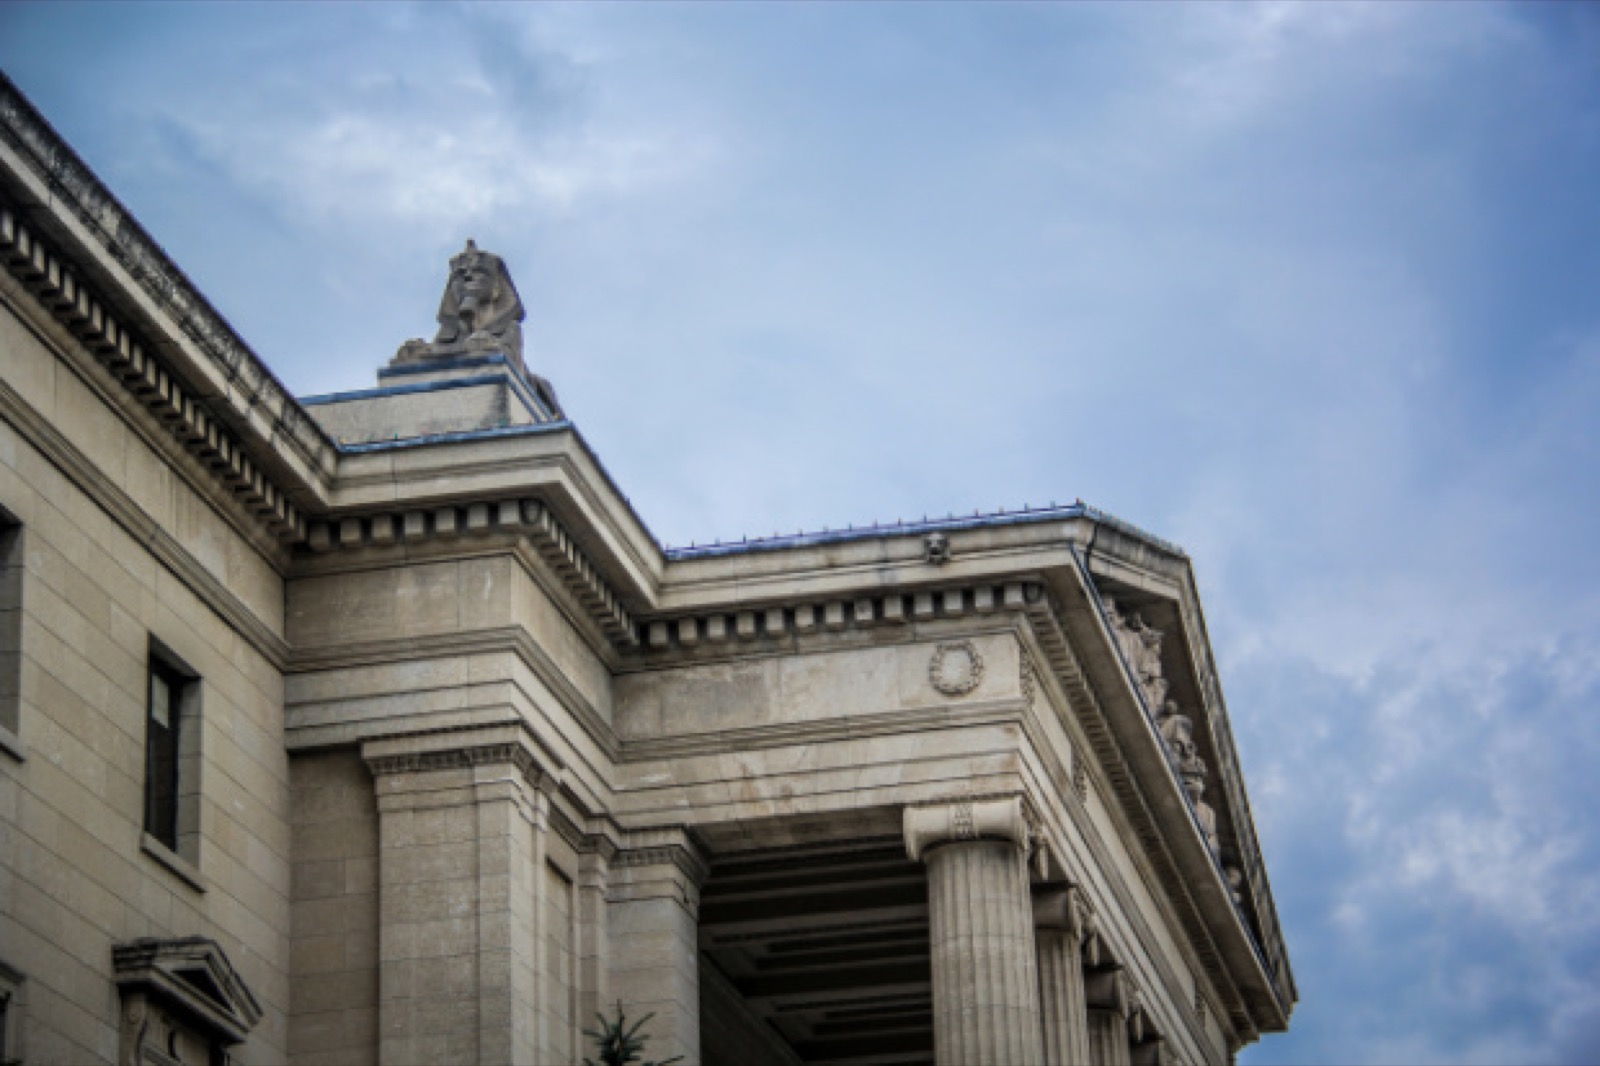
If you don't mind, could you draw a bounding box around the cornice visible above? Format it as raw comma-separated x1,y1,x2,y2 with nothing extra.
1021,584,1257,1039
0,75,335,487
635,579,1045,658
0,198,308,544
1165,563,1297,1009
1031,562,1289,1038
0,368,289,669
300,498,638,648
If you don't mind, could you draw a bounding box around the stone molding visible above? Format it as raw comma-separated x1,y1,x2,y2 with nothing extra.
364,741,538,779
0,76,334,475
641,579,1044,654
361,725,557,792
1019,649,1037,708
303,497,637,646
903,794,1028,863
612,841,711,890
0,200,307,543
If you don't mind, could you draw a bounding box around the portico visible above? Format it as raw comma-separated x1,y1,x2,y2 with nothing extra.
0,77,1293,1063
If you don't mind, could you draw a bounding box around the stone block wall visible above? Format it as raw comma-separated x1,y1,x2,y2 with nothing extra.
288,750,378,1066
0,301,291,1063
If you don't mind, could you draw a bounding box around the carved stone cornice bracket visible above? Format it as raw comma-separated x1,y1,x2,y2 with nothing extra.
304,498,638,647
0,200,307,543
903,794,1029,863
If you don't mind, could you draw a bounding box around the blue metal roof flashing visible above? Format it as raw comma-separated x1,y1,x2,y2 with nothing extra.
663,503,1186,560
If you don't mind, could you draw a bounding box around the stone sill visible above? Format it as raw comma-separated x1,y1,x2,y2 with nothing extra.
0,722,23,762
140,833,208,894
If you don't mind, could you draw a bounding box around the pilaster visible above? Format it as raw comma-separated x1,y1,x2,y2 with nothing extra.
904,796,1045,1066
364,726,554,1066
607,829,709,1065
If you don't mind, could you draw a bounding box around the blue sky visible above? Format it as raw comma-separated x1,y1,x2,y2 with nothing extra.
4,3,1599,1062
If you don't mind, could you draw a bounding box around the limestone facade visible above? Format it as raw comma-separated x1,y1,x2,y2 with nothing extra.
0,72,1294,1066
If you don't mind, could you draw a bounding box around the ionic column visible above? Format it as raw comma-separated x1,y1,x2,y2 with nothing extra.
365,727,551,1066
1032,883,1092,1066
905,797,1045,1066
1085,969,1132,1066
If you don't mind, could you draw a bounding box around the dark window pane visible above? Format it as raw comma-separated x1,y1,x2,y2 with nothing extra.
145,662,181,849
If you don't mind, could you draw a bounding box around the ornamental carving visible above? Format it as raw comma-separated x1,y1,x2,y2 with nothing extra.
903,795,1028,862
1104,595,1169,710
396,240,527,369
929,640,984,696
1019,651,1037,708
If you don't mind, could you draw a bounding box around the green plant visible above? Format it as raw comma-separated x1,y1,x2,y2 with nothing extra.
582,1001,684,1066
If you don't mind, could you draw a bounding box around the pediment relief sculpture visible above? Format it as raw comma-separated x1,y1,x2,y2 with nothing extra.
1103,596,1169,710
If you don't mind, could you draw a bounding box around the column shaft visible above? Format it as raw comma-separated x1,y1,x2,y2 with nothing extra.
1037,928,1092,1066
927,840,1046,1066
1088,1008,1132,1066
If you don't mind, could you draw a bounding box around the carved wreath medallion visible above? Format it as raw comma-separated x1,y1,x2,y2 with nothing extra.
929,640,985,697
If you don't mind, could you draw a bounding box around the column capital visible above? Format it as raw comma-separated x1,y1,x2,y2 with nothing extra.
1031,881,1088,942
904,794,1029,863
361,724,559,790
1085,968,1131,1018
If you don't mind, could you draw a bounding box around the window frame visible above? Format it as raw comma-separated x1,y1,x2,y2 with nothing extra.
141,640,204,890
0,507,24,762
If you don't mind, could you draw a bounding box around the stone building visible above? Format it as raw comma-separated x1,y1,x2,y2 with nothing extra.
0,72,1294,1066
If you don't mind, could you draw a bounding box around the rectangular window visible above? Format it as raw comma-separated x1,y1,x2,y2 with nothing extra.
143,642,201,870
0,959,22,1066
0,510,23,757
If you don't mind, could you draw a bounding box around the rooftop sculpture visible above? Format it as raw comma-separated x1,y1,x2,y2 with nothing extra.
394,239,527,371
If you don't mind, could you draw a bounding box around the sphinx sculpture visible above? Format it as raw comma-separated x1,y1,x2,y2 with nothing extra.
393,240,562,416
396,240,525,366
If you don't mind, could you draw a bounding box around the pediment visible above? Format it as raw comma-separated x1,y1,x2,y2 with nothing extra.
112,937,262,1047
